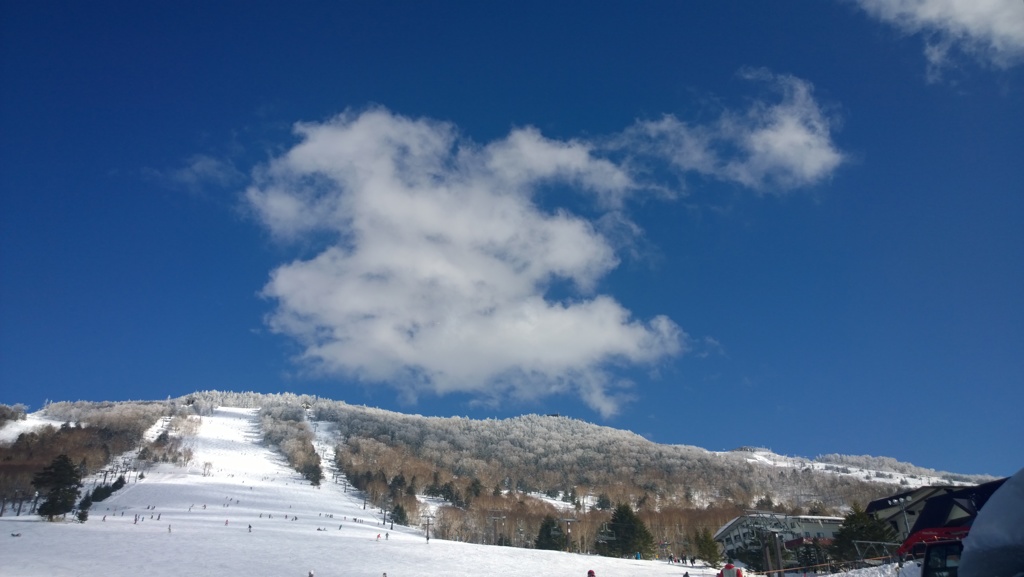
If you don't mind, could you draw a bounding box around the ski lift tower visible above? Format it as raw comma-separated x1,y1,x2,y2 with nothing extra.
420,513,435,543
561,517,578,552
488,510,506,545
742,510,800,577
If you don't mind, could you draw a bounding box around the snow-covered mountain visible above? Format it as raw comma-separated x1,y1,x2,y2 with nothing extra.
716,447,982,491
4,392,993,518
0,406,919,577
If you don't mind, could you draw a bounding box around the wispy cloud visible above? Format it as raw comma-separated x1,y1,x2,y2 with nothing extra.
146,154,244,194
697,336,726,359
620,70,845,191
246,73,843,416
852,0,1024,81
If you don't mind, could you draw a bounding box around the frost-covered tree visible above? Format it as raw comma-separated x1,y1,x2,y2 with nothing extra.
0,403,28,427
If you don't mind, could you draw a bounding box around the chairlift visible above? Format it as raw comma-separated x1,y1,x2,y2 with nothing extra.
597,523,616,542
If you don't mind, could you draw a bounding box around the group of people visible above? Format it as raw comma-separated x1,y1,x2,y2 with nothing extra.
667,553,699,565
307,565,741,577
582,562,742,577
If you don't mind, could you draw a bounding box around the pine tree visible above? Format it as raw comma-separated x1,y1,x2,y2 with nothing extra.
595,504,655,559
32,454,82,521
693,527,723,568
796,538,829,571
535,515,566,551
754,493,776,511
301,461,323,486
829,503,898,562
391,503,409,526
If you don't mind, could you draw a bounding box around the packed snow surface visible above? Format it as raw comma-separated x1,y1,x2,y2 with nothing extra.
0,407,912,577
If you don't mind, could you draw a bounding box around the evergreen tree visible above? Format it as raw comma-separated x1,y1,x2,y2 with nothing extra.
692,527,723,568
389,473,407,497
467,477,483,498
535,515,566,551
595,493,613,510
754,493,776,511
391,503,409,526
595,504,655,559
796,538,829,572
829,503,898,562
301,461,323,486
32,454,82,521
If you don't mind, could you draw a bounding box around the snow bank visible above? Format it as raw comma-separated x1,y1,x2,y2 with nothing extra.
960,467,1024,577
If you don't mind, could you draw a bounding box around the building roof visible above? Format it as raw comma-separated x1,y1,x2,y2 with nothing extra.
908,477,1007,534
713,511,844,541
866,486,952,515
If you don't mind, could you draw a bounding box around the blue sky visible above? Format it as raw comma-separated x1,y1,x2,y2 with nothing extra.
2,1,1021,477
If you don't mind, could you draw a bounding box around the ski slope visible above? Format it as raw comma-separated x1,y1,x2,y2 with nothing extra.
0,407,914,577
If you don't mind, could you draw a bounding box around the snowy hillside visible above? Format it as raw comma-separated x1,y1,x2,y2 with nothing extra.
4,394,993,522
720,448,974,490
0,407,922,577
0,412,64,444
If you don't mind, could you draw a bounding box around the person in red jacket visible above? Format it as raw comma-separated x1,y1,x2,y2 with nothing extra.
717,563,744,577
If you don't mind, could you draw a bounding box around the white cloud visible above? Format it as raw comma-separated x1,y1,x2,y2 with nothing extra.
247,78,844,415
623,70,844,191
853,0,1024,78
483,127,635,209
247,109,679,417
